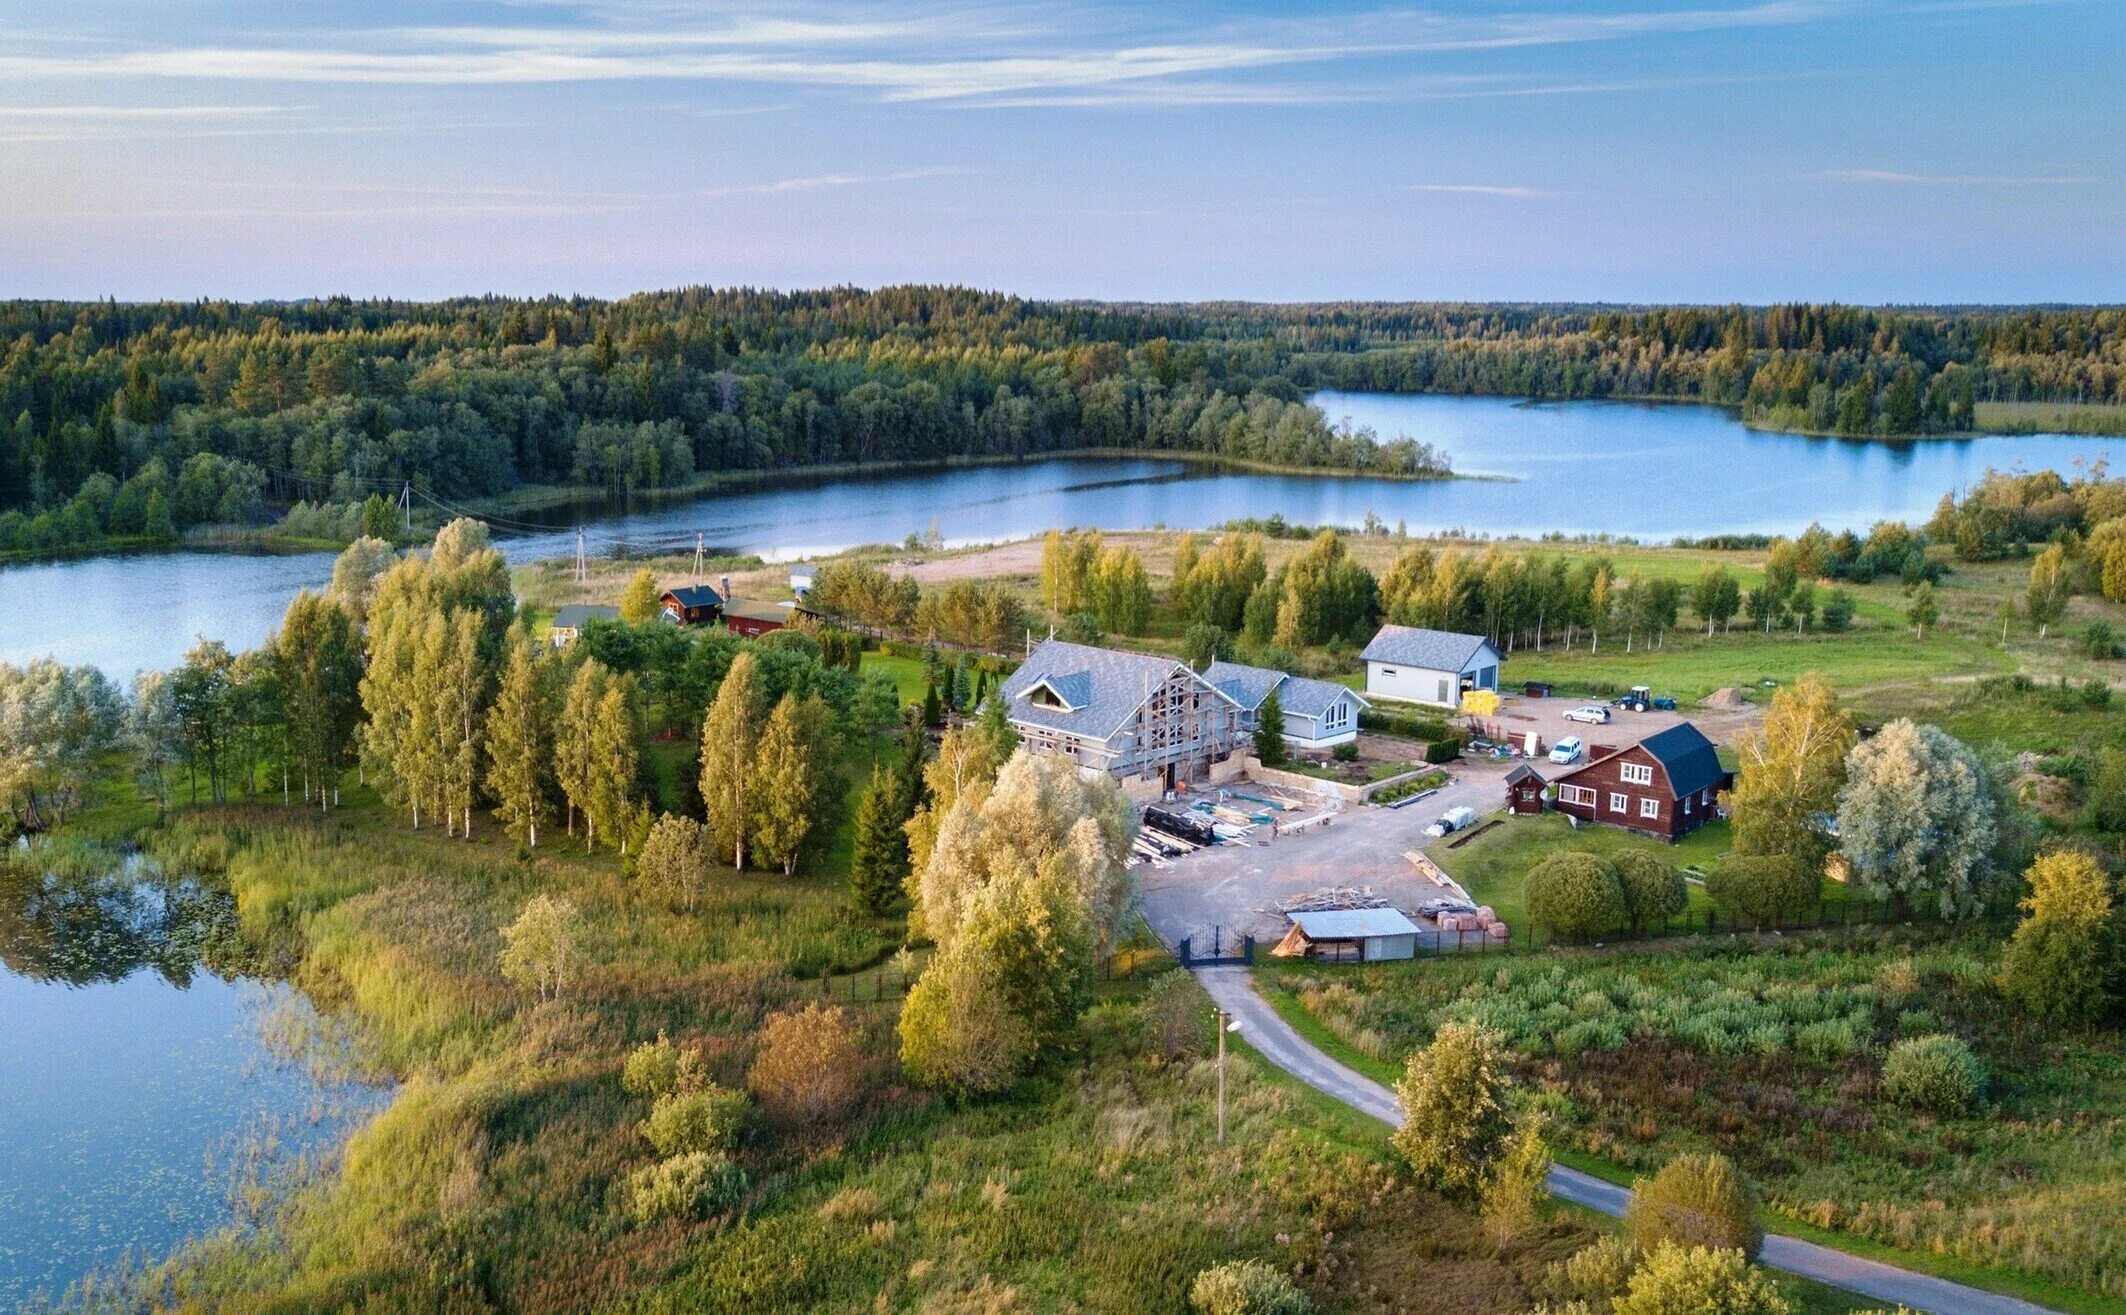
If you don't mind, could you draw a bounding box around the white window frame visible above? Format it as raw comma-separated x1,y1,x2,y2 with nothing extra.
1640,797,1660,819
1560,784,1596,806
1620,762,1653,786
1608,791,1628,813
1683,795,1693,814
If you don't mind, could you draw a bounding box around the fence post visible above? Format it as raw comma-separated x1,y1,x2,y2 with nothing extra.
1178,936,1192,967
1243,936,1255,966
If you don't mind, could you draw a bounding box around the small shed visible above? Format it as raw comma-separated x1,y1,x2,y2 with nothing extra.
1522,680,1554,698
1277,907,1422,962
1505,764,1547,815
660,584,723,626
549,603,618,648
723,598,793,638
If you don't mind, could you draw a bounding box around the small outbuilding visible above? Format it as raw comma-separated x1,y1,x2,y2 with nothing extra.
723,598,794,638
548,604,618,648
1274,907,1422,962
660,583,724,626
1505,764,1547,815
1361,625,1502,708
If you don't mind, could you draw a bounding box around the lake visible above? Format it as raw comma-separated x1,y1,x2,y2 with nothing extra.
0,392,2111,679
0,851,390,1308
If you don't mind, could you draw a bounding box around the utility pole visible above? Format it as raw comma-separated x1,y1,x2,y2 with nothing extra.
399,481,412,534
694,532,704,586
575,526,587,584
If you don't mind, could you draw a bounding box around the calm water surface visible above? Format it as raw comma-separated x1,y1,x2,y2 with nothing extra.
0,853,389,1308
0,393,2112,678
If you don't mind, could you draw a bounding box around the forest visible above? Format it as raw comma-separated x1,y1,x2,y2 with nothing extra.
3,290,2123,557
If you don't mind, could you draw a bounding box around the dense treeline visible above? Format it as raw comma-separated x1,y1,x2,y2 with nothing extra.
0,287,1452,554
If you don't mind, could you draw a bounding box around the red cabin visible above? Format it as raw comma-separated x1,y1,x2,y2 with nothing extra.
1548,722,1730,842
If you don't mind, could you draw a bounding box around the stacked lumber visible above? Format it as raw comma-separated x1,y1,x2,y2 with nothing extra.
1279,886,1392,914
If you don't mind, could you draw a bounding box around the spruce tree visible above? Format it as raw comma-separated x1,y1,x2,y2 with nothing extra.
849,763,911,914
1253,685,1288,766
922,681,944,728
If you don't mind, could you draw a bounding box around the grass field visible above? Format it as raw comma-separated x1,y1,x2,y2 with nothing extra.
858,649,932,705
1261,930,2126,1311
1424,811,1740,932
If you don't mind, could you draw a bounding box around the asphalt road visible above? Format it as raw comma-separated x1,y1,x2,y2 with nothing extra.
1192,965,2057,1315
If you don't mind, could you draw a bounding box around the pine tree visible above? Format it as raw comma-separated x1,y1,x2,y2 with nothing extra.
850,763,912,914
1253,685,1288,766
922,681,944,727
487,635,552,847
699,651,763,870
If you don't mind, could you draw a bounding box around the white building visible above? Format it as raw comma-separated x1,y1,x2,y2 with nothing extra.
1360,625,1502,708
1281,908,1422,962
1202,661,1369,750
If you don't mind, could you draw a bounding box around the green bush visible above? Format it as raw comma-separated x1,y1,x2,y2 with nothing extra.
1423,735,1463,764
1188,1259,1311,1315
641,1085,749,1156
1548,1236,1640,1306
1704,855,1818,930
1525,851,1629,939
1611,849,1688,932
1390,1020,1513,1201
1881,1033,1985,1114
622,1033,682,1096
1626,1152,1763,1260
1359,707,1450,741
626,1150,748,1224
1612,1242,1790,1315
1331,741,1360,762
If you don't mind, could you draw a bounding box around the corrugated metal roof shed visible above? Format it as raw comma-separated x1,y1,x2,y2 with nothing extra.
1288,908,1422,940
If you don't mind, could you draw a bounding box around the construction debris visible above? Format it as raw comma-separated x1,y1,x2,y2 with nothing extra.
1278,886,1393,914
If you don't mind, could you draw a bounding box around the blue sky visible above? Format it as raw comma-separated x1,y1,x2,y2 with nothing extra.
1,0,2119,303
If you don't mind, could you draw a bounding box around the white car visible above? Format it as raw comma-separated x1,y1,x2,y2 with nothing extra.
1563,704,1612,725
1548,736,1584,765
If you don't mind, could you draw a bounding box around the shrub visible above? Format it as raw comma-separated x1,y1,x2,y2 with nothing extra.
626,1151,746,1224
1525,851,1629,940
1611,849,1688,932
1142,969,1203,1061
1331,741,1359,762
749,1003,868,1129
1188,1259,1311,1315
1391,1021,1513,1201
2079,620,2117,660
1704,855,1817,930
1880,1034,1985,1114
641,1085,749,1156
1626,1152,1762,1260
1423,735,1463,764
622,1032,683,1097
1612,1242,1790,1315
1549,1236,1640,1305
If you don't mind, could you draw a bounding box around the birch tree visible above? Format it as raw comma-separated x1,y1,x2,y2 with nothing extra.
486,633,552,848
555,659,610,841
749,694,813,875
699,651,763,870
1725,672,1856,870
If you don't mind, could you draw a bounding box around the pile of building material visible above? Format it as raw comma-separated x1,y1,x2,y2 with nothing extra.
1279,886,1393,914
1435,905,1509,940
1144,805,1216,847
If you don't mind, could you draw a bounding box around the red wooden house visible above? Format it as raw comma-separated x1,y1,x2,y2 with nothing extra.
1549,722,1729,841
1505,764,1547,815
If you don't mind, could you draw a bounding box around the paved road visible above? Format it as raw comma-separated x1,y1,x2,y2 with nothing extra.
1192,965,2056,1315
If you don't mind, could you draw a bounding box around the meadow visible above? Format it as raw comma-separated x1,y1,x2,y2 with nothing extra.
1262,931,2126,1310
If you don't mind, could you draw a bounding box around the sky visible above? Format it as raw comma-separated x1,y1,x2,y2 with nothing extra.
0,0,2120,304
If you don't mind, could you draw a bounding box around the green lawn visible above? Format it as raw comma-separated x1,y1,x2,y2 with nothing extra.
860,649,932,704
1504,626,2011,705
1424,810,1735,932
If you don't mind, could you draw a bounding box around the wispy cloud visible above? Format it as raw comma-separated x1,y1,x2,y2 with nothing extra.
694,166,970,198
0,1,1868,107
1411,183,1563,198
1820,168,2094,186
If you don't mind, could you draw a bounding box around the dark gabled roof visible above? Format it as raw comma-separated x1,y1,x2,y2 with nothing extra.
1361,625,1498,671
663,584,722,609
1564,722,1726,799
1505,764,1544,786
1639,723,1727,798
551,604,618,628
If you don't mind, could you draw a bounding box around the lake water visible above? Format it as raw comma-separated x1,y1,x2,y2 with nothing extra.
0,393,2112,679
0,852,390,1308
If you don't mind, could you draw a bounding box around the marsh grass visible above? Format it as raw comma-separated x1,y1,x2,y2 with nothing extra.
1270,931,2126,1299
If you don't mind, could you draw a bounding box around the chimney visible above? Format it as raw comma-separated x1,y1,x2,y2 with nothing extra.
719,575,731,604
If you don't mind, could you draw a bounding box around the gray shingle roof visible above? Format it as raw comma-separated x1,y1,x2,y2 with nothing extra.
1361,625,1496,671
1202,661,1284,712
663,584,722,609
1278,675,1368,719
1001,640,1231,741
551,604,618,629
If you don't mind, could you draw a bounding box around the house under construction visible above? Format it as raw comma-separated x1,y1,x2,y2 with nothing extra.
998,639,1244,795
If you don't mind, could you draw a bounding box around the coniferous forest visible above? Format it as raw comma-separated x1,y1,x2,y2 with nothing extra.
3,289,2123,554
